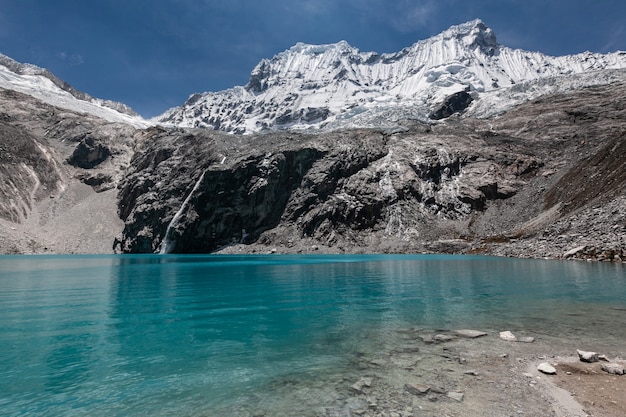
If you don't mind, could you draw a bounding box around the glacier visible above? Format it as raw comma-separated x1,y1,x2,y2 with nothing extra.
0,53,149,128
156,19,626,134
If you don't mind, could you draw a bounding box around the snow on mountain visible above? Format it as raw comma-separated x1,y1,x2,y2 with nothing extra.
0,53,148,128
156,19,626,134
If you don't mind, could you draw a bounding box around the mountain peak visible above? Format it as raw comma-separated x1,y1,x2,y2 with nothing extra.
437,19,498,53
288,40,355,55
159,19,626,134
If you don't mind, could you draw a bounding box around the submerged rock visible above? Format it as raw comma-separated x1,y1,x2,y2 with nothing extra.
433,334,456,342
455,329,488,338
351,377,374,393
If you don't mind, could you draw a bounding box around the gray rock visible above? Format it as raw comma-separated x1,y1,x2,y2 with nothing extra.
433,334,456,342
351,377,374,393
454,329,488,338
518,336,535,343
601,363,625,375
447,391,465,402
577,349,599,363
537,363,557,375
564,245,587,258
499,331,517,342
405,383,430,395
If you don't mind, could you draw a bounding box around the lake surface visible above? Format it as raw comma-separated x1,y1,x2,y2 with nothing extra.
0,254,624,416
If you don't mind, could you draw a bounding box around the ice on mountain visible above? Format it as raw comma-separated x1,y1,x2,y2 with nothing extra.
155,19,626,134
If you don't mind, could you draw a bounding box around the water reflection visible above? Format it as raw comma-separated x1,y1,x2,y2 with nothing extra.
0,254,623,416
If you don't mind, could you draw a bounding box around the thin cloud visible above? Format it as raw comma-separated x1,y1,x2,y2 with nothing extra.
390,1,437,32
602,24,625,53
57,52,84,67
283,0,336,15
347,0,437,33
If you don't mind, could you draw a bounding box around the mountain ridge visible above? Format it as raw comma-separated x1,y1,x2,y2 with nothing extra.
0,53,148,128
155,19,626,133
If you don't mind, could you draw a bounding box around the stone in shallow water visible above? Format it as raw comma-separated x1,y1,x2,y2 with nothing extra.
351,377,374,393
518,336,535,343
601,363,625,375
433,334,456,342
454,329,488,338
499,331,517,342
577,349,599,363
537,363,557,375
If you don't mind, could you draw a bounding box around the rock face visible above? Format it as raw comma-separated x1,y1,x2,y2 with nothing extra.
114,79,626,257
114,123,534,253
429,90,473,120
1,54,626,259
0,87,136,253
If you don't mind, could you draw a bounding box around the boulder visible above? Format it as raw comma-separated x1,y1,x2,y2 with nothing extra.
577,349,599,363
537,363,557,375
67,135,112,169
499,331,517,342
601,363,625,375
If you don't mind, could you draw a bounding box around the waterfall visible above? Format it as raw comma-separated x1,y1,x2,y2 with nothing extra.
157,170,207,254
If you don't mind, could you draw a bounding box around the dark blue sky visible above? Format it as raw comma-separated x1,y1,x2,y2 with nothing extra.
1,0,624,117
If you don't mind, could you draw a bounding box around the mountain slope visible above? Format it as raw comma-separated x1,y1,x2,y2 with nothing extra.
0,53,148,128
156,19,626,133
117,78,626,259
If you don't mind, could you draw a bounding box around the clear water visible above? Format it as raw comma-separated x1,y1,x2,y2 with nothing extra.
0,254,624,416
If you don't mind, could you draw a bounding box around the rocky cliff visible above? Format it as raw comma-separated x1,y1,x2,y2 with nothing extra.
0,87,137,253
1,52,625,260
114,78,626,260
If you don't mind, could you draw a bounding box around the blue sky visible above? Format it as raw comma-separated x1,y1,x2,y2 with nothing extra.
0,0,625,117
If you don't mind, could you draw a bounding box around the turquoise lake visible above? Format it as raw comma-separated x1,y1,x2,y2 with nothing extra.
0,254,624,416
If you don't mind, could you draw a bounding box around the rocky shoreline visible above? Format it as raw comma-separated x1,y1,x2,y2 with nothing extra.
220,327,625,417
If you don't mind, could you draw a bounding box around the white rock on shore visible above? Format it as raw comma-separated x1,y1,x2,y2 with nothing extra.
500,331,517,342
577,349,599,363
601,363,625,375
537,363,557,375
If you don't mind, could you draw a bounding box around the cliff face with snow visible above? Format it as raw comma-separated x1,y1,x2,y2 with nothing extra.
156,19,626,133
1,19,626,260
0,53,148,128
116,80,626,258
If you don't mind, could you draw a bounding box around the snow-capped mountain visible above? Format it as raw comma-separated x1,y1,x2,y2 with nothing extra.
0,53,148,128
156,19,626,134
